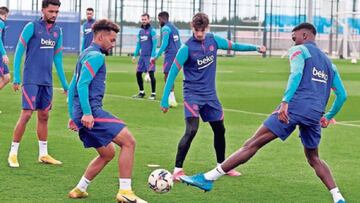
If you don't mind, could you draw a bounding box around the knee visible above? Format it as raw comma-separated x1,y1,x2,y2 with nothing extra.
2,75,10,85
101,151,115,162
38,112,49,122
188,127,198,136
20,112,33,123
123,131,137,149
307,156,321,168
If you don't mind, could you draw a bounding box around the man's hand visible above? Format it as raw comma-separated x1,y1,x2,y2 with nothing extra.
81,114,94,129
278,102,289,124
150,57,156,64
68,119,79,131
257,46,267,53
12,83,20,92
132,56,136,63
320,117,330,128
2,55,9,65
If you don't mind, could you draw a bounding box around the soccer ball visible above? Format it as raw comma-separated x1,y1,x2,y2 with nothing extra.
148,169,173,193
144,72,151,83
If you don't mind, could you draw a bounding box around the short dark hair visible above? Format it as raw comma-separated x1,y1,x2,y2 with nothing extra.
0,6,9,15
158,11,169,21
92,19,120,34
42,0,61,8
292,22,317,36
86,7,94,12
192,12,209,30
141,13,150,19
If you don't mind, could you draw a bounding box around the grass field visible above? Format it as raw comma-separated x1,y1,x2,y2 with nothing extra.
0,55,359,203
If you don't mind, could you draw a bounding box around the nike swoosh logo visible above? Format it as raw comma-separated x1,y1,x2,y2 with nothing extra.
121,195,136,203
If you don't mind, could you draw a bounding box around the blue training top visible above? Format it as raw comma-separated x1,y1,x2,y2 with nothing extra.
283,41,347,121
68,43,106,119
0,18,7,56
133,25,157,57
155,22,181,58
81,18,95,51
13,18,68,90
161,33,259,108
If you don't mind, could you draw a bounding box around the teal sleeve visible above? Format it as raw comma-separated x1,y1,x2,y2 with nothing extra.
156,26,170,58
0,21,6,55
214,34,258,51
53,28,68,90
81,24,85,51
67,73,77,119
324,64,347,120
13,22,34,84
160,44,189,108
77,52,105,115
133,32,140,57
282,45,311,103
151,28,157,57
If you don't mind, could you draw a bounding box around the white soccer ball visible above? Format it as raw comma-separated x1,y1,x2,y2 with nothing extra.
144,72,151,83
148,169,173,193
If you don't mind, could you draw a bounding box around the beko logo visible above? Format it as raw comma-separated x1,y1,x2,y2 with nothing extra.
41,38,56,47
312,67,328,83
197,55,214,69
140,36,148,41
84,28,92,34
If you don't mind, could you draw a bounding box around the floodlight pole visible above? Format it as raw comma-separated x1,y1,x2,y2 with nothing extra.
227,0,231,55
329,0,334,55
199,0,203,12
262,0,267,58
269,0,273,57
233,0,237,56
307,0,313,23
120,0,124,56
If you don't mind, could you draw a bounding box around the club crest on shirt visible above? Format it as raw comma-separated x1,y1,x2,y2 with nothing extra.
53,31,58,38
209,45,215,51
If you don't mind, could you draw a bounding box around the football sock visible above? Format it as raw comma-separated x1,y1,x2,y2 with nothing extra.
330,187,344,202
139,90,145,94
170,91,176,101
77,176,91,192
38,141,48,157
204,165,226,181
136,72,144,91
10,142,20,155
149,71,156,93
173,167,183,174
175,118,199,168
209,120,226,163
119,178,132,190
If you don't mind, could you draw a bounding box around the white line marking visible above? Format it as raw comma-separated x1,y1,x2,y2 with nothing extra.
55,88,360,128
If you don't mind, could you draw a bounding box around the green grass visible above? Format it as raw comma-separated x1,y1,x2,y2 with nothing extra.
0,55,359,203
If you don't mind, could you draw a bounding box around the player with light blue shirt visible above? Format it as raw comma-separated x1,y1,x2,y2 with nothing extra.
67,19,147,203
81,7,95,52
152,11,181,107
160,13,266,182
0,6,10,90
132,13,157,100
8,0,68,168
181,23,347,203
